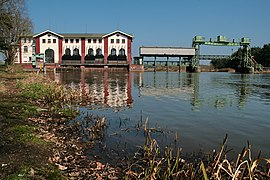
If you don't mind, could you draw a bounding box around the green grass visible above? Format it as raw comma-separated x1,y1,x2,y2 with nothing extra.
4,166,30,180
4,165,65,180
0,94,38,123
57,107,78,118
11,125,47,145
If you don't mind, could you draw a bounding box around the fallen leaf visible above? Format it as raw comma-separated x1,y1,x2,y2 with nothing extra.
56,163,68,170
96,162,105,170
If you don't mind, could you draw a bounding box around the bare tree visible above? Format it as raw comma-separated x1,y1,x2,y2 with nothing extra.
0,0,33,65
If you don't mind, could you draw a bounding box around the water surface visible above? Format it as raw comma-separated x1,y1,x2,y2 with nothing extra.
50,71,270,161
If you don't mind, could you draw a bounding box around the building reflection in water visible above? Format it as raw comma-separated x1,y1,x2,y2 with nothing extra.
55,70,132,108
133,72,200,109
51,71,258,110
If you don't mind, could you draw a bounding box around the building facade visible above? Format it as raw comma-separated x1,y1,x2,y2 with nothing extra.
16,30,134,67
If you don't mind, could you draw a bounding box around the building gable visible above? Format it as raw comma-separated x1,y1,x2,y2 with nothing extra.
103,30,134,39
33,30,63,38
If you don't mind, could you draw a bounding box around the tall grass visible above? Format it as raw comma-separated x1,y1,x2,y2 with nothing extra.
125,123,270,179
17,74,81,117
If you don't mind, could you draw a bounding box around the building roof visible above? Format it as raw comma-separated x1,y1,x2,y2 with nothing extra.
60,33,106,38
33,30,64,38
103,30,134,39
27,30,134,39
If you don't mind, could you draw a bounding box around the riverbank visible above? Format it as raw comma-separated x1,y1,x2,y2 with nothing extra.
0,65,121,179
0,65,269,179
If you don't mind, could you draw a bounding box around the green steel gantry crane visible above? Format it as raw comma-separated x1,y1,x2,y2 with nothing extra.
192,36,262,72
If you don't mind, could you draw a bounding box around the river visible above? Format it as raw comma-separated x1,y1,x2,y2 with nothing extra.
49,70,270,162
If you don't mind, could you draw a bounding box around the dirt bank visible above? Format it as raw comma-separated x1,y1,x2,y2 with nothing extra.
0,66,121,179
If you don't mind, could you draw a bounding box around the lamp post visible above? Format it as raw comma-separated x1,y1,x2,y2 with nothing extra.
31,39,36,68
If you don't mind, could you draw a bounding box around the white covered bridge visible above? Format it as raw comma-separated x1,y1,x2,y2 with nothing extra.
136,47,195,70
140,46,195,57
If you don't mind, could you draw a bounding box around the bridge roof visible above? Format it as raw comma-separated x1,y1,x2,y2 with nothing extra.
140,46,195,57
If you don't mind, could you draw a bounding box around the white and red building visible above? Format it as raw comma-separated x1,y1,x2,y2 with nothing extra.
16,30,134,68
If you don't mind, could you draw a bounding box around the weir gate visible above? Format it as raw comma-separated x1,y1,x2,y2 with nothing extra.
137,36,263,73
139,47,194,70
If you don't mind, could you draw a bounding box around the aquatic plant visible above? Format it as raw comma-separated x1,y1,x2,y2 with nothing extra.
124,132,270,179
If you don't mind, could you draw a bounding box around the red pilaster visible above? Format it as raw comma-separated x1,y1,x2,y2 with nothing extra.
35,37,40,54
103,71,109,104
127,72,132,106
81,38,85,64
81,71,86,97
19,38,22,64
58,38,63,65
128,38,132,65
104,37,108,64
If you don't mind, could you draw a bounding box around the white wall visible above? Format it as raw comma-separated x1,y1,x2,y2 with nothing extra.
39,33,59,63
63,38,81,56
17,38,33,63
85,38,104,56
108,34,128,55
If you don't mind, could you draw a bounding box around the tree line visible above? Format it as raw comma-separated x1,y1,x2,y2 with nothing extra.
211,44,270,69
0,0,32,65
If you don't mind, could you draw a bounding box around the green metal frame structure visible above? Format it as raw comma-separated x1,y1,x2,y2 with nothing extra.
192,36,262,72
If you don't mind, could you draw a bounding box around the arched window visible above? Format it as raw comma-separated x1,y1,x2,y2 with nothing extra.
88,48,94,56
110,48,116,56
85,48,95,60
118,48,127,60
73,48,79,56
62,48,72,60
71,48,81,60
45,49,54,63
96,48,102,56
119,48,125,56
65,48,71,55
